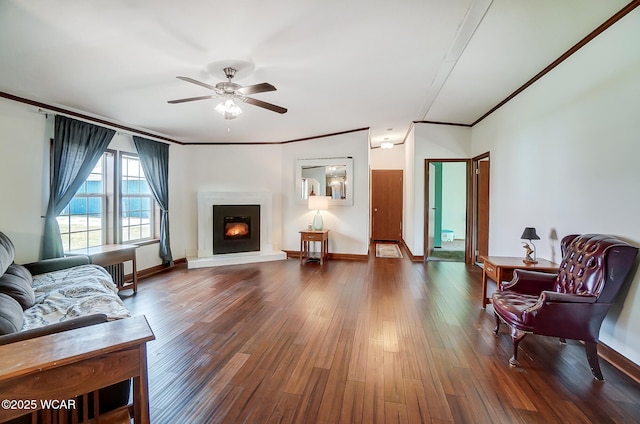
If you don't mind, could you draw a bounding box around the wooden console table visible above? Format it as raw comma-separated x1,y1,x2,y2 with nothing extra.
481,256,559,308
67,244,138,293
300,229,330,265
0,315,155,423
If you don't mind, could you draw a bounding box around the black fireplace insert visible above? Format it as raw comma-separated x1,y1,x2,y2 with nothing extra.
213,205,260,254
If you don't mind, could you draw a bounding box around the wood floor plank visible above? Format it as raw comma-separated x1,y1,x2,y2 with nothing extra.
363,339,386,424
122,253,640,423
339,380,365,424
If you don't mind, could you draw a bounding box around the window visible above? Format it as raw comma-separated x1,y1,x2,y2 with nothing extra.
57,150,157,252
120,153,154,243
57,156,106,251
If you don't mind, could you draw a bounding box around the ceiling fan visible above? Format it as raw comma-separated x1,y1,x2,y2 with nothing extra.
167,67,287,119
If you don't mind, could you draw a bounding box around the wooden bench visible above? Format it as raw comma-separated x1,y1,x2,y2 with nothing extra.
0,316,155,423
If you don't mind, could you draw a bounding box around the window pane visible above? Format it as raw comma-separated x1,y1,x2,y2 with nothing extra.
87,230,102,248
70,231,87,251
140,224,151,239
120,154,154,242
58,155,106,252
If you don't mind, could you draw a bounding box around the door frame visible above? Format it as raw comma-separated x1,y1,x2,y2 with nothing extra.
423,158,473,263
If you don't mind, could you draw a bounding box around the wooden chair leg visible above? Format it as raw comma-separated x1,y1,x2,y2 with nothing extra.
494,313,501,335
585,341,604,380
509,327,527,367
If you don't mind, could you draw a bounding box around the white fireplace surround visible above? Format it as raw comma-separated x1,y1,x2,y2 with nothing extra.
188,191,286,268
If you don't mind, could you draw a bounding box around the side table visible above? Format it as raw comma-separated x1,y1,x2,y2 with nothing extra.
481,256,559,308
300,229,330,265
67,244,139,293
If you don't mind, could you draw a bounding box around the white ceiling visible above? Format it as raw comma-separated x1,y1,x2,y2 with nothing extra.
0,0,629,146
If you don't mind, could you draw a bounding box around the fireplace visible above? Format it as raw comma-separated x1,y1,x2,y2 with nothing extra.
213,205,260,254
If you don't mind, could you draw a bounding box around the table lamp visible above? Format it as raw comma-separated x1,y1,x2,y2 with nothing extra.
308,196,329,230
521,227,540,264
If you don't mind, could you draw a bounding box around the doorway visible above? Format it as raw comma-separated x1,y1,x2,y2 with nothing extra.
371,170,403,242
424,159,472,262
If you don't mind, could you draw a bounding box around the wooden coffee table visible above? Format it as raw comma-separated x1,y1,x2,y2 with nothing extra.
481,256,559,308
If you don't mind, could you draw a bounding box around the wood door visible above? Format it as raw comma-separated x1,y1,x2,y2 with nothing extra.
371,170,403,241
476,159,490,262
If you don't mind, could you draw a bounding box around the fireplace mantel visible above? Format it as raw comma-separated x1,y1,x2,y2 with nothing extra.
188,191,286,268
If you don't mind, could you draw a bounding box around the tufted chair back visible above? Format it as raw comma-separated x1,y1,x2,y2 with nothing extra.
555,234,637,303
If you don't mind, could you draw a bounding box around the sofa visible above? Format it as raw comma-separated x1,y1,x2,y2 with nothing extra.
0,231,133,422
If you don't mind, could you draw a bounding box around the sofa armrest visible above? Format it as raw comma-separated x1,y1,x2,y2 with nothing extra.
22,256,90,276
0,313,107,346
500,269,557,295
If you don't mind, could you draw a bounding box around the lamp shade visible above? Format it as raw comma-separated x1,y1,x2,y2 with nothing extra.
520,227,540,240
308,196,329,211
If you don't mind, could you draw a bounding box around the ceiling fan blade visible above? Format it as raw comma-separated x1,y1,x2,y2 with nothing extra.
167,95,214,104
236,82,276,95
242,97,288,114
176,76,216,91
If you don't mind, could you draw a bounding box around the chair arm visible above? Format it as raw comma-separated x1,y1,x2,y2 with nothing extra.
524,292,605,341
538,291,598,304
22,255,90,276
500,269,557,295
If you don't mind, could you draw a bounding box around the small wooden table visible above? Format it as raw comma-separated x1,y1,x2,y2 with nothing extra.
481,256,559,308
67,244,138,293
300,229,330,265
0,316,155,423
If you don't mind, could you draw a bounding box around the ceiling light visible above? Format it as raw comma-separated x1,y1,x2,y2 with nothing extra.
381,142,394,149
215,96,242,119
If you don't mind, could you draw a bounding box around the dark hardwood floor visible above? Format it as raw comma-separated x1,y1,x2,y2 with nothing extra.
122,248,640,423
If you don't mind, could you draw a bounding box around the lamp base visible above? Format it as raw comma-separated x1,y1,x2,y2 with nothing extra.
523,258,538,264
312,213,324,231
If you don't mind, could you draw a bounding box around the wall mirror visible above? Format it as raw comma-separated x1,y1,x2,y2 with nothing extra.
295,158,353,206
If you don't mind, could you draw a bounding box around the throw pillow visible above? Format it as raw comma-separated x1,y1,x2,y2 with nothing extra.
0,264,35,309
0,292,24,335
0,231,15,276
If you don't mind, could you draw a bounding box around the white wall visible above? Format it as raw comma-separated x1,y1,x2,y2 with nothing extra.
472,9,640,364
370,143,405,169
282,130,370,255
0,100,50,263
405,123,472,256
180,144,284,256
403,126,416,253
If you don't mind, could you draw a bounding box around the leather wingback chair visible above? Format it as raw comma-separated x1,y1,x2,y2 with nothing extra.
492,234,638,380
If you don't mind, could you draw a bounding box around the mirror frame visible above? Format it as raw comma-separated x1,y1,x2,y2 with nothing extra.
295,158,354,206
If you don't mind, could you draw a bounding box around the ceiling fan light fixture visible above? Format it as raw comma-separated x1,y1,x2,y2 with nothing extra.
215,96,242,119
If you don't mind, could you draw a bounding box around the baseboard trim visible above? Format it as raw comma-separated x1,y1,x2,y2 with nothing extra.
598,341,640,384
127,257,187,281
400,239,424,262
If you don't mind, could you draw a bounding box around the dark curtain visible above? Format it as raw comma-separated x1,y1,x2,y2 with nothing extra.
133,136,173,266
42,116,115,259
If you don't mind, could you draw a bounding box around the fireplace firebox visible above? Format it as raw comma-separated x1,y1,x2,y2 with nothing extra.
213,205,260,254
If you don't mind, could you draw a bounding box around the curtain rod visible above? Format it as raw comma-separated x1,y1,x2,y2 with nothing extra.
33,107,181,146
0,91,183,145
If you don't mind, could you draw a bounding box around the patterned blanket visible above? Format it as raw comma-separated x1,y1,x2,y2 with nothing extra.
22,264,131,331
